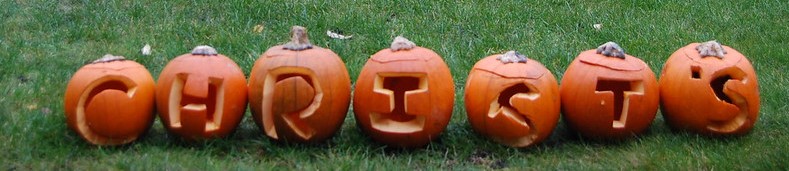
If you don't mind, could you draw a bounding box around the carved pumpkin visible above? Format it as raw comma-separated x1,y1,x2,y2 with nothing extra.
248,26,351,143
560,42,659,139
353,36,454,148
659,41,760,135
155,46,247,140
464,51,560,147
64,55,155,145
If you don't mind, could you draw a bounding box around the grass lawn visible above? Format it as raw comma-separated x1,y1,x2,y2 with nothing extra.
2,0,788,169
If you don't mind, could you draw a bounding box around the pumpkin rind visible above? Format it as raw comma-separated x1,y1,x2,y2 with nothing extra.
248,26,352,143
64,55,155,145
155,46,248,140
659,42,760,136
464,52,560,148
353,37,454,148
560,43,659,139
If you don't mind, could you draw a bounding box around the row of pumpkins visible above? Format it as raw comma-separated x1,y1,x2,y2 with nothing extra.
64,26,760,148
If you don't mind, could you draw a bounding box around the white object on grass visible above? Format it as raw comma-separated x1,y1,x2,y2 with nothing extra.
327,30,353,39
141,44,151,56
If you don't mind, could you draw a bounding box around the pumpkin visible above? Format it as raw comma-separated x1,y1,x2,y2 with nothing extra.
560,42,659,139
64,55,155,145
248,26,351,143
155,45,247,140
464,51,560,148
659,41,760,135
353,36,454,148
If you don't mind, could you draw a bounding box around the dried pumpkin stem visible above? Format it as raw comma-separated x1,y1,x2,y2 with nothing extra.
696,40,727,59
496,51,528,64
390,36,416,51
191,45,218,56
283,26,313,51
595,42,626,59
91,54,126,63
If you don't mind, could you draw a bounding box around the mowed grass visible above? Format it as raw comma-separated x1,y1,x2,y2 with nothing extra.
1,0,788,169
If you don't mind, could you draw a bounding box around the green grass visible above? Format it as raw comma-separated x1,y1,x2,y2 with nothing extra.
2,0,788,169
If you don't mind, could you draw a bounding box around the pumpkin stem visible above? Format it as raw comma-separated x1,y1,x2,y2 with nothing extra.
191,45,218,56
390,36,416,51
696,40,727,59
496,51,528,64
283,26,313,51
91,54,126,63
595,42,626,59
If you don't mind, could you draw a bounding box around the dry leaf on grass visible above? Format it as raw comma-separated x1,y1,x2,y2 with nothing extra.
253,24,265,33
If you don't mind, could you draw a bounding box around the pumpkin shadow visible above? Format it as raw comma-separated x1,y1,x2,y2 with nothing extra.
666,127,751,141
254,115,382,157
57,116,161,150
661,120,753,141
543,117,657,147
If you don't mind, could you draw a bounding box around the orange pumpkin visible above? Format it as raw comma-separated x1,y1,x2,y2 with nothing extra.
353,36,454,148
560,42,659,139
248,26,351,143
464,51,560,147
659,41,760,136
64,55,155,145
155,45,247,140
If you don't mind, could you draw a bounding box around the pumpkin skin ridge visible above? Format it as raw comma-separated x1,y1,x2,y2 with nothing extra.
370,58,429,63
471,54,548,79
659,42,759,136
81,63,143,70
370,47,435,63
578,59,643,71
472,66,546,79
249,43,351,143
682,43,743,66
263,45,336,58
576,50,646,71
